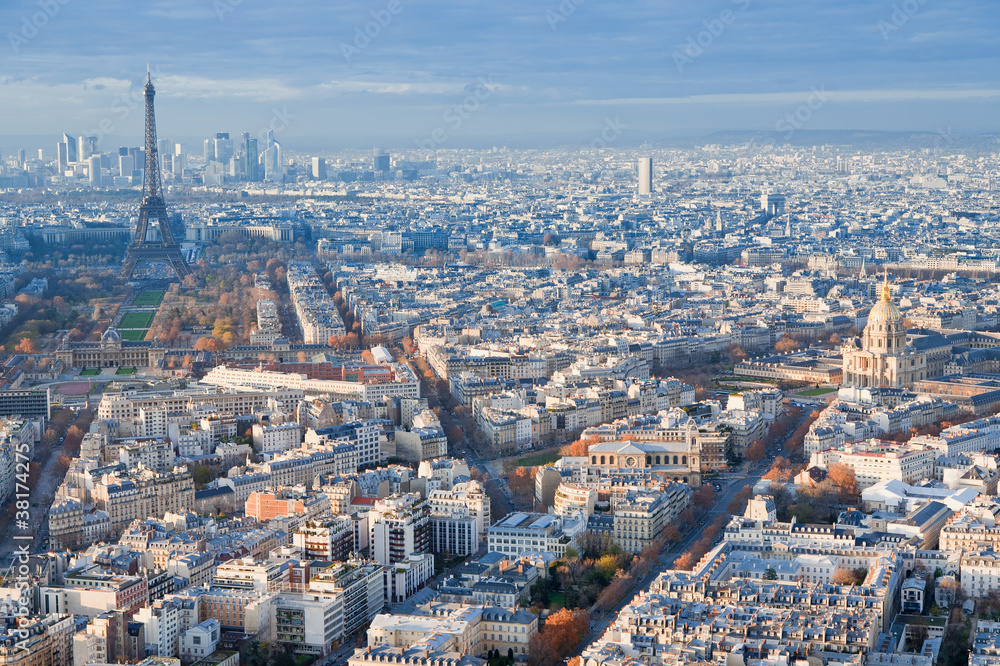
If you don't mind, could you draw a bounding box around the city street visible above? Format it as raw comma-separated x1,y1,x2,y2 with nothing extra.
574,411,808,653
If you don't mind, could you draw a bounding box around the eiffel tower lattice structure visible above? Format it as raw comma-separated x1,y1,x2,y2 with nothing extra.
119,71,191,281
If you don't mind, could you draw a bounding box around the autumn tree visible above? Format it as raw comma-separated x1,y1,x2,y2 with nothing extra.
774,334,800,354
833,568,858,585
762,466,791,482
507,466,536,508
674,551,697,571
527,609,589,666
562,439,589,457
727,484,753,515
15,337,37,354
680,508,695,527
193,337,223,352
828,463,860,501
662,524,681,544
692,485,717,511
784,408,821,461
745,439,766,462
763,456,792,482
723,344,748,364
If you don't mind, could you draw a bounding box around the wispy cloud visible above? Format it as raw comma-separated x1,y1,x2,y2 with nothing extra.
572,88,1000,107
0,0,996,139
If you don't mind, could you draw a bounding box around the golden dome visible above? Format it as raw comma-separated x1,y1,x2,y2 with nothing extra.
867,277,901,326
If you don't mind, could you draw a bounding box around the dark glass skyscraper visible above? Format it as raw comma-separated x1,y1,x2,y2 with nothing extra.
243,133,259,181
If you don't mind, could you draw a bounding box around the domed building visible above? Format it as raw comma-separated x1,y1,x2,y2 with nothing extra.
55,326,166,370
842,279,927,388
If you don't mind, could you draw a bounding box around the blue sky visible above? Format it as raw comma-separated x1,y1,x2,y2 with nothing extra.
1,0,998,149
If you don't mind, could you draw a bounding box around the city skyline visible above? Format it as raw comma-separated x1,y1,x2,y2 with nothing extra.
3,3,1000,666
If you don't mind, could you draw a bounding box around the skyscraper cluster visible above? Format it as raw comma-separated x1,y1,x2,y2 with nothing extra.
201,130,282,185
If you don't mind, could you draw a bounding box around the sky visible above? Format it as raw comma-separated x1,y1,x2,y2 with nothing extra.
0,0,998,151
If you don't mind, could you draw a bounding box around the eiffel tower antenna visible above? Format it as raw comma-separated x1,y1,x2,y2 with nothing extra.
119,69,191,282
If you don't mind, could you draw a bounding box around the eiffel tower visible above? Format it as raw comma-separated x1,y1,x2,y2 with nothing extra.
119,70,191,281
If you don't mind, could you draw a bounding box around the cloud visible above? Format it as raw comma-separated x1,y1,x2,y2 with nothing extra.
572,88,1000,107
0,0,997,138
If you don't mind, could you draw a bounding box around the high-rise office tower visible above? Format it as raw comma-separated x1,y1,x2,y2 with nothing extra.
119,154,134,177
88,155,102,186
62,133,77,163
637,157,652,196
78,136,96,163
374,148,390,172
261,142,282,182
214,133,233,165
16,149,25,166
242,133,259,181
230,153,244,179
203,139,213,163
312,157,326,179
56,142,69,173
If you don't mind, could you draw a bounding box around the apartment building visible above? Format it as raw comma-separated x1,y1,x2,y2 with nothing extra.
97,385,304,421
91,467,195,537
426,480,491,540
272,592,345,657
368,494,431,566
487,513,584,558
293,516,355,561
308,561,386,636
809,440,936,489
213,558,288,594
612,487,689,553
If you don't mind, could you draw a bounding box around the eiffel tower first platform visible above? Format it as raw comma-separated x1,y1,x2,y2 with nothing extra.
119,71,191,281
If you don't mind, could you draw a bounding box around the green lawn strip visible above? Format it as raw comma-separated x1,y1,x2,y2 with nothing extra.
801,387,838,396
517,451,562,467
118,329,149,341
119,312,156,329
133,290,165,307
